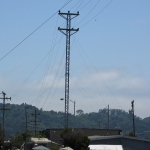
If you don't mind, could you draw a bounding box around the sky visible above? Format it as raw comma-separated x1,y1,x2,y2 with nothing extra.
0,0,150,119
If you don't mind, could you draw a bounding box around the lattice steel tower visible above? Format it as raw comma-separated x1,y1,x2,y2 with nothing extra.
58,11,79,127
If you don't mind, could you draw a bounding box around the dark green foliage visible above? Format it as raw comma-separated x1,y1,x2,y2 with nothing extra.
76,109,84,115
1,103,150,139
11,132,26,148
32,132,46,138
60,128,90,150
4,142,12,150
125,132,134,137
0,103,65,136
11,131,45,148
51,145,59,150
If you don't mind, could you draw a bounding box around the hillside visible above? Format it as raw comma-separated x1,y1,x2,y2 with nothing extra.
0,103,150,139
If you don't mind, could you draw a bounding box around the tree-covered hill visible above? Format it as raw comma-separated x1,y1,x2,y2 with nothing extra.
0,103,150,139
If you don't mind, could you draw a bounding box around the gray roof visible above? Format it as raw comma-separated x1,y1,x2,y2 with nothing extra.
88,135,150,142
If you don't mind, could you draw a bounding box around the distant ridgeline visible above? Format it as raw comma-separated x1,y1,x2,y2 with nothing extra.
0,103,150,139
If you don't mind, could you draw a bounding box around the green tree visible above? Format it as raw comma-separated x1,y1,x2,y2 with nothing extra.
76,109,84,115
32,132,46,138
60,128,90,150
125,132,134,137
51,145,59,150
12,132,25,148
11,131,34,148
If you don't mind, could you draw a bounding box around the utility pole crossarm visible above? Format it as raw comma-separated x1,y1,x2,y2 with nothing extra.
58,27,79,36
58,27,79,31
58,10,79,18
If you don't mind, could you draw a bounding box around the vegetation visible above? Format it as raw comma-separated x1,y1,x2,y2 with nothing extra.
51,145,60,150
11,131,45,149
11,132,26,148
0,103,150,139
60,128,90,150
125,131,134,137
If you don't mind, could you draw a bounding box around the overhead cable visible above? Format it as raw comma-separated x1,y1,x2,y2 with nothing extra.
80,0,113,28
0,0,73,61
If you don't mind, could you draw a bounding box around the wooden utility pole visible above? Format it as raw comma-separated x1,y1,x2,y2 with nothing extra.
31,108,40,136
98,121,101,129
24,104,30,150
108,105,109,129
131,100,135,137
0,91,11,149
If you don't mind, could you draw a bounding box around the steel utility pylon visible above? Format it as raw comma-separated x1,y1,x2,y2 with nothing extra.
58,11,79,128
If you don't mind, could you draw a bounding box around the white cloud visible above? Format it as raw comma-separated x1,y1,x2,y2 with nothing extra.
117,76,146,90
0,69,149,118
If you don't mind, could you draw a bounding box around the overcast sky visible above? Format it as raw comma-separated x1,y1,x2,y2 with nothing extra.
0,0,150,118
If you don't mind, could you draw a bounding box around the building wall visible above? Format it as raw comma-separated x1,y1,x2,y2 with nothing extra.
80,128,121,136
90,136,150,150
122,137,150,150
90,138,121,145
43,128,121,144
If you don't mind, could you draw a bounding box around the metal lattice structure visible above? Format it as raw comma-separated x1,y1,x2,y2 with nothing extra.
58,11,79,127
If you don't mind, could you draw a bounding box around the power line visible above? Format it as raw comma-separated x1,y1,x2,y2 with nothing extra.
79,0,113,28
40,44,65,109
35,16,61,108
45,65,65,110
11,36,63,100
78,0,92,12
35,0,114,112
3,0,115,117
0,0,73,62
76,0,101,26
42,46,66,109
69,74,98,112
74,40,106,107
75,39,122,109
74,0,85,12
69,0,84,11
